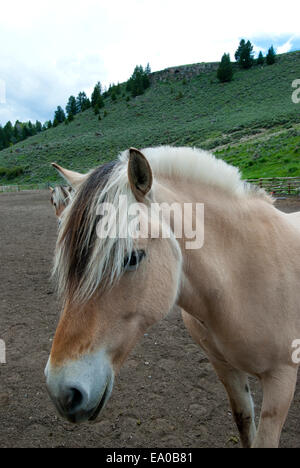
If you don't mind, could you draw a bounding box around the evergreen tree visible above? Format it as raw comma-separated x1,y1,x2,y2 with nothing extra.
76,91,90,112
127,65,150,97
257,51,264,65
235,39,254,69
35,120,42,132
0,126,5,150
3,121,13,146
13,121,22,142
54,106,66,123
28,121,35,136
266,46,276,65
66,96,77,119
91,82,104,109
217,53,233,83
82,97,91,111
21,123,31,139
145,62,151,75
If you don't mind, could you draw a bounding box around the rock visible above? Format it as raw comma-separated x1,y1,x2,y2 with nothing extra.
0,393,9,406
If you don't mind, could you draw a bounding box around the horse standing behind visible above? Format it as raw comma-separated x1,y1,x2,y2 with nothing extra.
49,162,87,220
49,185,73,219
45,146,300,448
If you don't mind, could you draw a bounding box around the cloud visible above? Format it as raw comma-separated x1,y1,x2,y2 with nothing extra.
0,0,299,125
277,37,294,54
250,34,300,57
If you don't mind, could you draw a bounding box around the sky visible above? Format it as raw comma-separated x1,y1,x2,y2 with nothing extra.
0,0,299,126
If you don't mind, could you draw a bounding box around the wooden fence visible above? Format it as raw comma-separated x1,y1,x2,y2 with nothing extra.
246,177,300,196
0,178,300,196
0,183,50,192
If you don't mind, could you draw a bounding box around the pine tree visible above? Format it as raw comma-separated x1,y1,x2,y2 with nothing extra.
91,82,104,109
13,121,22,142
54,106,66,124
257,51,264,65
145,63,151,75
66,96,77,119
76,91,90,112
35,120,42,132
126,65,151,97
235,39,254,69
0,126,5,150
217,53,233,83
3,121,13,146
266,46,276,65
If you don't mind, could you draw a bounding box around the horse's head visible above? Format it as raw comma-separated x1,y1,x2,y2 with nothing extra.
49,185,73,218
50,162,86,220
45,148,182,423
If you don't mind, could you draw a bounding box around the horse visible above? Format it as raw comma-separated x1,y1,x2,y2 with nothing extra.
45,146,300,448
49,185,73,219
49,162,86,219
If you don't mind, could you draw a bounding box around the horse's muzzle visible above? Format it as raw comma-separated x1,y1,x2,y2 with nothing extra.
44,350,114,423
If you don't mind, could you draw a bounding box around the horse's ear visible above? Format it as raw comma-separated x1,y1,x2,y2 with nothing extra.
128,148,153,200
51,163,87,188
49,186,54,193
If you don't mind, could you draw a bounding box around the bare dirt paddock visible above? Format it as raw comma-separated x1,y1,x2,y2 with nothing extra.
0,191,299,448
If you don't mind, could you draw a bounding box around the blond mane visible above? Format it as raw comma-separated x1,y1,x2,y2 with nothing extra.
54,146,271,304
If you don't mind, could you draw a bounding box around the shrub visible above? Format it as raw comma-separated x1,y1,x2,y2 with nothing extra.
0,166,24,179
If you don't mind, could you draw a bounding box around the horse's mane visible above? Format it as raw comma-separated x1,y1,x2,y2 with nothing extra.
132,146,272,202
53,146,272,304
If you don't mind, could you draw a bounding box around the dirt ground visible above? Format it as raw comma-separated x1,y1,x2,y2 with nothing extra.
0,191,300,448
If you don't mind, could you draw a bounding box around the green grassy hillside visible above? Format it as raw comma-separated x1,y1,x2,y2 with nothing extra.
0,51,300,185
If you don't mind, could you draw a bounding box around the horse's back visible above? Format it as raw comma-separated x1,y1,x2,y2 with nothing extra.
285,210,300,232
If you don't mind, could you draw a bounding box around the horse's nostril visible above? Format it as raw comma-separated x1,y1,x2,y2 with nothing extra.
62,387,84,412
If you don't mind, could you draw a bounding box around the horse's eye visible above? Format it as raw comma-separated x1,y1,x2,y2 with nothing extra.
124,250,146,271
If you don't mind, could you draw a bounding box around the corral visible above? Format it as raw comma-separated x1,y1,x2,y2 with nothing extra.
0,191,299,448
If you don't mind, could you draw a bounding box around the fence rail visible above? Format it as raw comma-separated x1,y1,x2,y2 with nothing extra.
0,183,50,192
0,178,300,195
247,177,300,195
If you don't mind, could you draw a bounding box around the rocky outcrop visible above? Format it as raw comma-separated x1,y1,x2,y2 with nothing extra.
150,62,219,82
150,50,300,83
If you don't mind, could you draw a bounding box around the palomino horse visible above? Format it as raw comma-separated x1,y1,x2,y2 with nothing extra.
49,162,87,219
45,146,300,448
49,185,73,219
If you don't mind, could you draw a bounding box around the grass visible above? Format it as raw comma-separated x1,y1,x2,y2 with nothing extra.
0,50,300,184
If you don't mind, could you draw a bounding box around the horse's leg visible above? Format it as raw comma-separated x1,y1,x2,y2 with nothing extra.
252,366,298,448
209,358,256,448
181,310,256,448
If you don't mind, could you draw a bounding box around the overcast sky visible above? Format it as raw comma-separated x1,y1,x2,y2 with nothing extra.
0,0,299,126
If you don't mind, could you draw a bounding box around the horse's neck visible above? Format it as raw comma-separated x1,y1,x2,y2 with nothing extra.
155,177,277,322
